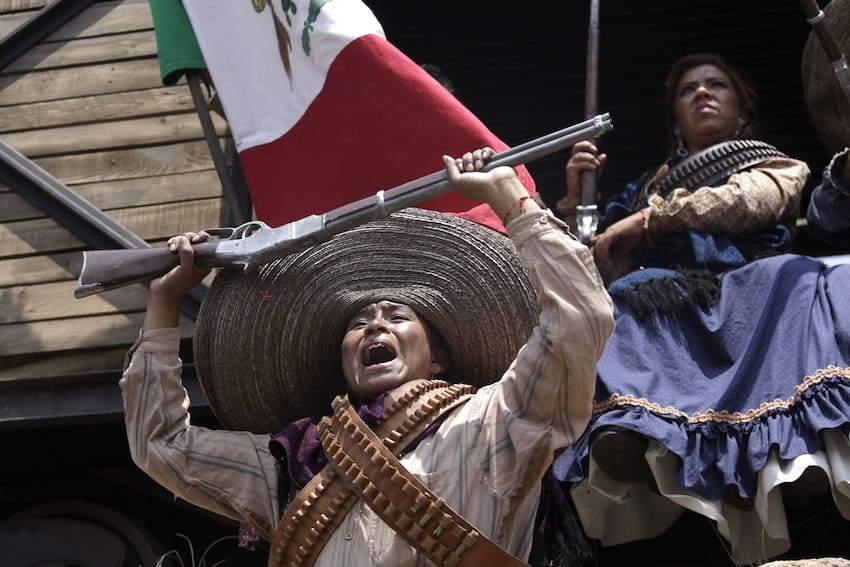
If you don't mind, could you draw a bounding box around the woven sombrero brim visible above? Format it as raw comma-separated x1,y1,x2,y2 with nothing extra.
194,208,538,433
802,0,850,154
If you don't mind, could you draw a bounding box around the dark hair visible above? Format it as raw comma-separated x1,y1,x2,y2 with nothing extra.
663,53,758,153
420,63,456,95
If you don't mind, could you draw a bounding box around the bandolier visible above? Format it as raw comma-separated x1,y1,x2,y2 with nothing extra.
269,380,527,567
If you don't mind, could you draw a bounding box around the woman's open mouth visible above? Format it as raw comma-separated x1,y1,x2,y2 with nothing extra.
361,341,397,367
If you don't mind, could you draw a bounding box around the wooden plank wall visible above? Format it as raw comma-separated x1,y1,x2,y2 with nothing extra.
0,0,229,379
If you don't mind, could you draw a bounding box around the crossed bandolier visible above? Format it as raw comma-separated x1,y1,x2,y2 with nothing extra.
269,380,528,567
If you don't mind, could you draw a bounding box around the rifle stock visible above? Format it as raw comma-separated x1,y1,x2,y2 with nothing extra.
75,241,219,298
75,114,614,299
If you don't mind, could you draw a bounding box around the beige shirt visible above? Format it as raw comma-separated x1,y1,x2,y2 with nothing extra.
120,211,614,565
647,157,810,235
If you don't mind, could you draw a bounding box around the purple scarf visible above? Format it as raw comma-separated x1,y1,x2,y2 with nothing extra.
269,392,387,490
269,390,446,490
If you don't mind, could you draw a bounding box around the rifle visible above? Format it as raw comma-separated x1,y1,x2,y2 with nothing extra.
801,0,850,105
576,0,601,244
75,114,613,299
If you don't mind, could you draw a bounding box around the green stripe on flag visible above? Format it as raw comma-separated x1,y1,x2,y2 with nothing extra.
149,0,206,85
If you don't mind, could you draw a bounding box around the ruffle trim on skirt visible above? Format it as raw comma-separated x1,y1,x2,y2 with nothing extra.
556,370,850,501
568,429,850,564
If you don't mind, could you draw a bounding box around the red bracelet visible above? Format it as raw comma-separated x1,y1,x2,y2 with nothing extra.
501,195,531,226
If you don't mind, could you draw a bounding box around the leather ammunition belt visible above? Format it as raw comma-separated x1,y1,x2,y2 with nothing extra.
268,380,526,567
318,395,527,566
653,139,787,197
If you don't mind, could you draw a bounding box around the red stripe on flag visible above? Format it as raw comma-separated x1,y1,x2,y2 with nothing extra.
239,34,535,232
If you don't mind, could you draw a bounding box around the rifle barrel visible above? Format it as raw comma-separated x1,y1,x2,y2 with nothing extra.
577,0,602,244
76,114,614,298
328,114,613,231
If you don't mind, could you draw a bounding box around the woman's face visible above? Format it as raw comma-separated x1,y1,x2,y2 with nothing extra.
340,301,442,398
673,64,745,153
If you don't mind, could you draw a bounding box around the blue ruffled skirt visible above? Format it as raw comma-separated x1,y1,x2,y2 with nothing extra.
554,254,850,562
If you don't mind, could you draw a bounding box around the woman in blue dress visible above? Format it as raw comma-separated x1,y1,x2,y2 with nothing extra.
554,53,850,564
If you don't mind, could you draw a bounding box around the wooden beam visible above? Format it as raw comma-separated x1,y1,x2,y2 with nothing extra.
45,0,151,42
0,58,162,105
0,251,79,286
110,198,225,241
4,29,157,72
5,112,228,157
0,1,48,12
0,345,128,380
0,310,195,356
35,139,225,185
2,267,216,323
0,86,194,131
0,10,31,41
0,214,83,256
0,197,224,257
0,280,149,323
73,169,222,210
0,355,207,424
0,311,148,355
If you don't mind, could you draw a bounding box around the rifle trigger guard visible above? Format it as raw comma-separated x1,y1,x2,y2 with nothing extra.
231,220,270,240
202,221,271,241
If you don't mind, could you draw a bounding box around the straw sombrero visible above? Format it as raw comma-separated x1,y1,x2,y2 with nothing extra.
194,208,539,433
802,0,850,154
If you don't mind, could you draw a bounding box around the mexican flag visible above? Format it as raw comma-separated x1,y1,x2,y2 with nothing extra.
152,0,535,232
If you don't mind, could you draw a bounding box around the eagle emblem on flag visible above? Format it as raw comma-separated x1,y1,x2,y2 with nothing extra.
252,0,333,81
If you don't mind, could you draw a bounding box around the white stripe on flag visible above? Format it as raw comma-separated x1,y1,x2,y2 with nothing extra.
181,0,384,151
